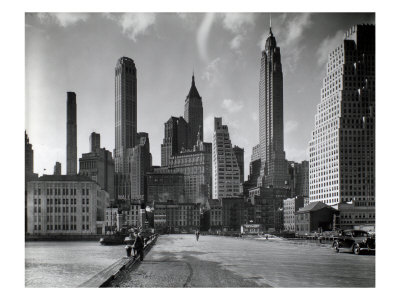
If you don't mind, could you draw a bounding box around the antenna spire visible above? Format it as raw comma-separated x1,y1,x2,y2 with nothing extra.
269,13,273,34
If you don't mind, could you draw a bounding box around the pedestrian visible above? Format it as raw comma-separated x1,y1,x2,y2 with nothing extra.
196,230,200,241
125,244,132,257
133,231,144,261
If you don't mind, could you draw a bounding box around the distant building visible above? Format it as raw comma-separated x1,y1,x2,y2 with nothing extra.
166,139,212,204
288,161,309,198
248,186,289,232
337,201,375,230
114,57,137,174
146,172,185,206
129,132,152,199
25,132,38,233
27,175,110,235
309,25,375,209
221,197,247,232
295,202,339,236
184,74,203,149
283,196,305,232
233,146,244,184
90,132,101,153
153,201,201,233
204,199,223,231
66,92,77,175
53,162,62,175
243,145,261,197
161,116,188,167
257,26,288,189
212,117,241,199
79,133,115,198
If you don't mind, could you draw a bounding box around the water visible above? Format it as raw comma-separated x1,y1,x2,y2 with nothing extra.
25,241,125,288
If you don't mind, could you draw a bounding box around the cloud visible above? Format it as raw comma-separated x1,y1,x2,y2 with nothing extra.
222,13,255,51
230,35,244,50
316,30,345,66
222,13,255,34
201,57,221,84
221,99,244,114
37,13,90,27
197,13,216,62
285,120,299,134
105,13,156,42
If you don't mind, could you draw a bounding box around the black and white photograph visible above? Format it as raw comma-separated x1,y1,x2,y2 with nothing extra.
3,0,395,293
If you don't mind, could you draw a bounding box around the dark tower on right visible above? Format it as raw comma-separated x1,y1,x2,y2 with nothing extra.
257,25,288,189
184,74,203,149
66,91,77,175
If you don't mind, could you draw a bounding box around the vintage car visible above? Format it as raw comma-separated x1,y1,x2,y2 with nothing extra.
333,229,375,255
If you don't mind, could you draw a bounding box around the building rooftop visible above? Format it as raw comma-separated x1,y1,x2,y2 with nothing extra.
298,201,337,213
36,174,94,182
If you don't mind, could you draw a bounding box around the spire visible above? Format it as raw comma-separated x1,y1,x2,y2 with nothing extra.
187,72,201,99
269,13,273,36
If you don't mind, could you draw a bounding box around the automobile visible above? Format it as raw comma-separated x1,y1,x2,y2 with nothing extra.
333,229,375,255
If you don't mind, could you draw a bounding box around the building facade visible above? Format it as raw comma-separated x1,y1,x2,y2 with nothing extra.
212,117,241,199
295,202,339,236
146,172,185,206
288,160,309,198
153,202,201,233
90,132,101,153
257,27,288,189
161,116,188,167
114,57,137,175
283,196,305,232
27,175,110,235
233,146,244,184
79,133,115,199
309,24,375,212
129,132,152,199
53,162,61,175
66,92,77,175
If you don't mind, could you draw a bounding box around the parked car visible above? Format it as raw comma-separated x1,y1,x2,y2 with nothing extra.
333,229,375,255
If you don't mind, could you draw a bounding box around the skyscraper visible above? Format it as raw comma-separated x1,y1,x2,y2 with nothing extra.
309,25,375,210
161,116,188,167
212,117,241,199
66,92,77,175
114,57,137,174
257,26,288,189
184,74,203,149
53,162,61,175
90,132,101,153
129,132,152,199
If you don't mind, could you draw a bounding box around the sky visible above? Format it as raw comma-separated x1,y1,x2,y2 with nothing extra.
25,12,375,178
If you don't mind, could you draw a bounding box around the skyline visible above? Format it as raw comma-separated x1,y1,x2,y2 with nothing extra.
25,12,375,178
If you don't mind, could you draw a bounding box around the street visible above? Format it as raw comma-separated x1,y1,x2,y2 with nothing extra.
111,234,375,288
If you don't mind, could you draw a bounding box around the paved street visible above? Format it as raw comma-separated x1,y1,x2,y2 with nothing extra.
111,234,375,288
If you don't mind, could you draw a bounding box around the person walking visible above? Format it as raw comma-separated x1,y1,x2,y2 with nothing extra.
133,231,144,261
196,230,200,241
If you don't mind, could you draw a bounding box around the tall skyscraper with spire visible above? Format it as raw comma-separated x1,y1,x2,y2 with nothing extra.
257,24,288,189
184,74,203,149
114,57,137,175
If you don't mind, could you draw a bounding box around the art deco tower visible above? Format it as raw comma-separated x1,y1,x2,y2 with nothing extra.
184,74,203,149
257,26,288,188
114,57,137,174
66,92,77,175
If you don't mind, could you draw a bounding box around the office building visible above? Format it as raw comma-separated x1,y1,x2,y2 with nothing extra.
283,196,305,232
146,172,185,206
184,74,203,149
53,162,61,175
233,146,244,184
114,57,137,175
90,132,101,153
257,26,288,188
66,92,77,175
212,117,241,199
288,160,309,198
309,25,375,212
161,116,188,167
79,133,115,198
27,175,110,235
129,132,152,199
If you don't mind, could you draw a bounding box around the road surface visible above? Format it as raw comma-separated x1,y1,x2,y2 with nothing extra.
111,234,375,288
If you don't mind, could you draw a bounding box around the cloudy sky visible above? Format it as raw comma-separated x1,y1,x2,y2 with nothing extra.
25,12,375,178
